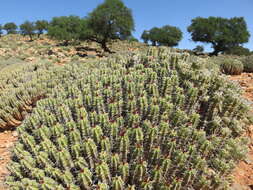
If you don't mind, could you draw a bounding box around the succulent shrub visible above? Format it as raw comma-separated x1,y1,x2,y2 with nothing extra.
242,55,253,73
0,60,92,130
213,56,244,75
6,48,251,189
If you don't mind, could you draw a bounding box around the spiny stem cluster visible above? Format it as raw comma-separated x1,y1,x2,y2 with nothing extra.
6,48,252,189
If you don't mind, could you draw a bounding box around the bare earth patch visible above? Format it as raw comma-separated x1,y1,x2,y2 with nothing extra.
0,131,17,190
230,73,253,190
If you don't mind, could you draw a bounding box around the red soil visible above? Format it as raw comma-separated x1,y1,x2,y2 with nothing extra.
230,73,253,190
0,131,17,190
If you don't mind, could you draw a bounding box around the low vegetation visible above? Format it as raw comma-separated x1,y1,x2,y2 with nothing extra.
1,48,252,189
242,55,253,73
0,0,253,189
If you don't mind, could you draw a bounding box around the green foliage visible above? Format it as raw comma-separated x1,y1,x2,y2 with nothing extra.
188,17,250,55
193,45,204,53
20,21,36,41
127,36,139,43
148,27,160,46
48,16,87,45
224,46,251,56
156,25,182,46
141,30,149,44
35,20,49,37
214,56,244,75
141,25,182,47
242,55,253,73
0,24,3,37
87,0,135,52
6,48,251,189
3,22,18,34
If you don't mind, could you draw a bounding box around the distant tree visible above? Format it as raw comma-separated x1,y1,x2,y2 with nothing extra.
224,46,251,56
188,17,250,55
142,25,182,47
87,0,135,52
20,21,36,41
148,27,161,46
141,30,149,44
193,45,204,53
156,25,182,47
127,36,139,42
3,22,18,34
48,16,87,46
0,25,2,37
35,20,49,38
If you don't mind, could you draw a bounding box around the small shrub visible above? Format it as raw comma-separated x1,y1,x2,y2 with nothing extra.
214,56,244,75
242,55,253,73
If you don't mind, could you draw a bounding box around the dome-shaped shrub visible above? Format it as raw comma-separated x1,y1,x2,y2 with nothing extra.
216,56,244,75
6,48,251,190
242,55,253,73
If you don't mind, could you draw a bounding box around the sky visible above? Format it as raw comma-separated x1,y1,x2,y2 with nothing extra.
0,0,252,52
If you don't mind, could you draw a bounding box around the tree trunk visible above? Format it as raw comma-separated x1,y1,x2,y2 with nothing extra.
210,49,220,56
29,34,33,41
210,43,223,56
101,40,111,53
63,40,69,46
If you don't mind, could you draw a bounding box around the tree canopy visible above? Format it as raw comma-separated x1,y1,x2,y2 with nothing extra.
188,16,250,55
35,20,49,37
148,27,161,46
87,0,135,52
156,25,182,46
193,45,204,53
0,25,2,37
141,25,182,47
20,21,36,41
3,22,18,34
48,16,87,45
141,30,149,44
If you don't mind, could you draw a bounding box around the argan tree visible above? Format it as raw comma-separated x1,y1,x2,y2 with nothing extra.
87,0,135,52
148,27,160,46
20,21,36,41
141,30,149,44
193,45,204,53
0,25,2,37
35,20,48,38
141,25,182,47
48,16,87,46
3,22,18,34
188,17,250,55
156,25,182,47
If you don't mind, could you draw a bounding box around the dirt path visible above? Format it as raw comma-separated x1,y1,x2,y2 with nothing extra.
0,131,17,190
230,73,253,190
